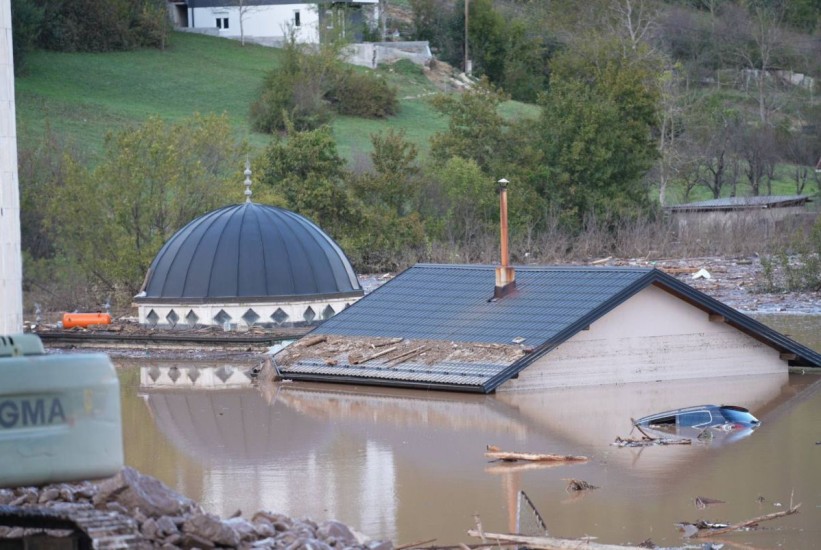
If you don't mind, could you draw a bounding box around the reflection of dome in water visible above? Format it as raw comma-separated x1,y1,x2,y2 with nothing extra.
135,202,363,327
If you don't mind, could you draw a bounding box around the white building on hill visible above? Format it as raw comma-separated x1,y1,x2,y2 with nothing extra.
167,0,379,45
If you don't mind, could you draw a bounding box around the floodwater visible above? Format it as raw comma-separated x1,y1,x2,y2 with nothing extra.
118,314,821,549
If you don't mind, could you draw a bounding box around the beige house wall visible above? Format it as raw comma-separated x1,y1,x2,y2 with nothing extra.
500,285,785,392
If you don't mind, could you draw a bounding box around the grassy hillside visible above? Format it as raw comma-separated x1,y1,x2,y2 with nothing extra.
14,31,455,161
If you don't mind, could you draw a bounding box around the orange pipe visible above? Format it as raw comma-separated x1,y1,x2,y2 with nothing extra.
62,313,111,329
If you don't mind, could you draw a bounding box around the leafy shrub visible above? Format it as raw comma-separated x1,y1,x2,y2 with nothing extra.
251,38,398,133
756,218,821,293
328,70,398,118
34,0,169,52
250,69,333,133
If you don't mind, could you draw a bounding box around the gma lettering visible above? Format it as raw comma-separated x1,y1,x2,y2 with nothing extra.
0,397,67,429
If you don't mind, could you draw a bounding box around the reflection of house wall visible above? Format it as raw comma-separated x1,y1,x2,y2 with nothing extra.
497,372,789,472
132,362,795,543
506,286,784,391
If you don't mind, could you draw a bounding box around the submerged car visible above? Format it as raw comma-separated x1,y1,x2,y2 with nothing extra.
633,405,760,444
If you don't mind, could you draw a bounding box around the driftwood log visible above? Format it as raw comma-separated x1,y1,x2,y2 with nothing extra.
467,530,647,550
679,503,801,539
485,449,588,463
300,335,328,347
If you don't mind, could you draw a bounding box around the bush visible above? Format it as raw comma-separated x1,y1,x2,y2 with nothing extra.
35,0,168,52
328,70,398,118
250,39,398,133
250,69,333,133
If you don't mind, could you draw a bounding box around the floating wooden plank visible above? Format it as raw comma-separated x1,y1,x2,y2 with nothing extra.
388,346,428,366
485,448,588,463
301,335,328,347
353,346,398,364
371,337,404,348
467,529,646,550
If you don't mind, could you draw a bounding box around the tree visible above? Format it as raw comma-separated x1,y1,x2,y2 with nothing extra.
429,79,510,174
530,45,660,228
421,157,496,260
688,98,743,199
737,121,778,196
350,129,420,215
47,114,246,297
258,124,354,238
11,0,43,75
230,0,262,46
719,2,789,123
35,0,169,52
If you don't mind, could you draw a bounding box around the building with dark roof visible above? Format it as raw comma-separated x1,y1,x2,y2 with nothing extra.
273,263,821,392
167,0,378,46
665,195,814,238
135,192,363,329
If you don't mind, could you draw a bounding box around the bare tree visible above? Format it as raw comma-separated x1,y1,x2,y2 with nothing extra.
737,122,778,196
608,0,659,57
720,3,788,124
231,0,261,46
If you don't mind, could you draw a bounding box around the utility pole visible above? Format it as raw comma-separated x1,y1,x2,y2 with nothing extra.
464,0,470,74
1,0,23,333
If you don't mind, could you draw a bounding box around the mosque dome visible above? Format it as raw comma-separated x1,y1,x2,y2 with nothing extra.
142,202,361,299
135,201,362,328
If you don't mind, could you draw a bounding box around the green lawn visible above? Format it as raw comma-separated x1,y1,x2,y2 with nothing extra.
14,31,454,162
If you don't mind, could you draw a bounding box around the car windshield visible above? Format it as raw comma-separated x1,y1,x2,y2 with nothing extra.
720,407,759,424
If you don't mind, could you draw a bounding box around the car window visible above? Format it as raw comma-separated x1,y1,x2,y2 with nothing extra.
720,407,758,424
678,411,712,427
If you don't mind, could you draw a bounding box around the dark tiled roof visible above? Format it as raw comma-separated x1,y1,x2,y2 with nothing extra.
138,202,362,301
666,195,811,212
314,265,651,344
280,264,821,393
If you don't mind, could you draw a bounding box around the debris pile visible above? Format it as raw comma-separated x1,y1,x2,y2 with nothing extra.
276,336,527,371
611,436,692,448
0,467,391,550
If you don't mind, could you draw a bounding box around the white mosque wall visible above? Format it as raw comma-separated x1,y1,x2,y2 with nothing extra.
137,296,358,328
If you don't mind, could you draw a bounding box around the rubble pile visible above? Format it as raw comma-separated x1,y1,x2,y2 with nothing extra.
275,335,527,372
0,467,392,550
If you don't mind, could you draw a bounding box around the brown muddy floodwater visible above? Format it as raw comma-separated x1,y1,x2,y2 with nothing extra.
117,314,821,549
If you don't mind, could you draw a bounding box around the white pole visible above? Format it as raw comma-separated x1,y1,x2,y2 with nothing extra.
0,0,23,334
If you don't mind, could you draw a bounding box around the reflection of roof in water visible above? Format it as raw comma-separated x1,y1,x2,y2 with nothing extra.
140,384,334,464
275,383,529,438
138,366,792,482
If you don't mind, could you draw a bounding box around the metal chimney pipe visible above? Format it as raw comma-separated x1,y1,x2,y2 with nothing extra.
495,178,516,298
499,178,510,267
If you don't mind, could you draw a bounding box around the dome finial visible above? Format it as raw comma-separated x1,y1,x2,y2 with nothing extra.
244,156,253,203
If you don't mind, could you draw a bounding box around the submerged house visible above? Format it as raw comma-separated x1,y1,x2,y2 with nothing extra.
274,187,821,393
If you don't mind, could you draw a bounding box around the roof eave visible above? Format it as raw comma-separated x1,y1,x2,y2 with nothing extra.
282,372,488,393
649,271,821,368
